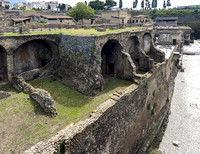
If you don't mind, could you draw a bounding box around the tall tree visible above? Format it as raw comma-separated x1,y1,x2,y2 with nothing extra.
89,0,105,10
85,1,87,5
105,0,117,9
67,2,94,21
119,0,122,9
145,0,150,10
152,0,157,9
141,0,144,10
155,0,157,8
48,4,51,10
5,5,10,9
163,0,166,9
167,0,171,8
62,4,66,11
133,0,138,9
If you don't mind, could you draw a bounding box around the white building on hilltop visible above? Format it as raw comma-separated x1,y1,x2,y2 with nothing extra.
27,1,47,10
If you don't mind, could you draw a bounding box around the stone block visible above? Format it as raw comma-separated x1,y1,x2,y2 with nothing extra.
109,27,118,30
74,25,82,29
19,26,30,34
84,26,92,30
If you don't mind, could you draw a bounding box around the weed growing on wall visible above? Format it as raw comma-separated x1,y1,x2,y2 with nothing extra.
147,103,151,110
145,81,149,88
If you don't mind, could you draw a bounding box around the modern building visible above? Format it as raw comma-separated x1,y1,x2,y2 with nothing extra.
26,1,47,10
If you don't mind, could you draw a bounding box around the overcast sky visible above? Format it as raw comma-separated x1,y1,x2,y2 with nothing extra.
27,0,200,9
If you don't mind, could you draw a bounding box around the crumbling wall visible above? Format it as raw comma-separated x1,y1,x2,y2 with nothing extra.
12,58,59,116
0,46,7,82
12,71,57,116
126,36,152,72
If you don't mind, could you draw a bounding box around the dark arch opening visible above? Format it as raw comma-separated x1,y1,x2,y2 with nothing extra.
13,39,57,75
101,39,123,77
126,36,140,70
0,45,7,83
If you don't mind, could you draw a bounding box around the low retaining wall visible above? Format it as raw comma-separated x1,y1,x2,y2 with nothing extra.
12,61,58,117
24,55,177,153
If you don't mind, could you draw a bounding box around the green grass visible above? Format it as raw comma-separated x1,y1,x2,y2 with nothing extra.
0,76,131,152
4,27,142,36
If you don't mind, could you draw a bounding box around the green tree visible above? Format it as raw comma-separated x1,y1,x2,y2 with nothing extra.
48,4,51,10
119,0,122,9
167,0,171,8
105,0,117,9
152,0,156,9
145,0,150,10
88,0,105,10
141,0,144,10
133,0,138,9
62,4,66,11
155,0,157,8
67,2,95,21
163,0,166,9
5,5,10,9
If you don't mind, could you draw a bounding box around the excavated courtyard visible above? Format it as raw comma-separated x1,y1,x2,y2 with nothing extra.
0,77,131,153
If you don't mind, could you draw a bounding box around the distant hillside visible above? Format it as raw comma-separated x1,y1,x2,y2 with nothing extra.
8,0,27,4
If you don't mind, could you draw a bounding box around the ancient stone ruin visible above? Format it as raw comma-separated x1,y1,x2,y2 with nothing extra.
0,27,187,153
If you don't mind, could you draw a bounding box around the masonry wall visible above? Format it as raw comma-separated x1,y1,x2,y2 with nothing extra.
24,51,177,154
63,57,177,154
58,35,102,96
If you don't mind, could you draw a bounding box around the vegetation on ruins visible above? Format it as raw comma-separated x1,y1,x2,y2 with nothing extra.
147,9,200,19
67,2,95,20
4,27,142,36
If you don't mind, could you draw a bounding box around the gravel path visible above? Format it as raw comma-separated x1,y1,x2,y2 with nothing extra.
159,42,200,154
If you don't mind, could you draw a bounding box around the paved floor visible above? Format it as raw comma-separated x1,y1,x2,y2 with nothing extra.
159,42,200,154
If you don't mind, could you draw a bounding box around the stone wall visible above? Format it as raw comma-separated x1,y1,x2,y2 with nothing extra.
0,34,60,82
57,30,165,96
153,28,191,45
58,35,102,96
24,51,177,153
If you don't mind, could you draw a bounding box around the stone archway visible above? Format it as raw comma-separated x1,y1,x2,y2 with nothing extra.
0,45,7,83
13,39,58,75
143,33,152,54
101,39,124,77
126,36,141,70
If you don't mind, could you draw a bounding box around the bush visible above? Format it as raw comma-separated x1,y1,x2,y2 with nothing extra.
38,20,47,24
